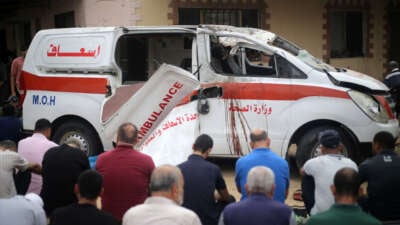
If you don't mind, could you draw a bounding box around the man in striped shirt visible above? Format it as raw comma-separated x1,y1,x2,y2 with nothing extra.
0,140,40,198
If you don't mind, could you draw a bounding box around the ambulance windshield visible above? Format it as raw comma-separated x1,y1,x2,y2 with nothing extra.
272,36,336,72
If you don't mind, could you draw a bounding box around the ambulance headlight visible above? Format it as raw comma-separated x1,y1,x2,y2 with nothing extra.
348,90,389,123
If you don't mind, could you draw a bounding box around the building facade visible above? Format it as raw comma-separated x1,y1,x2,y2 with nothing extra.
0,0,399,79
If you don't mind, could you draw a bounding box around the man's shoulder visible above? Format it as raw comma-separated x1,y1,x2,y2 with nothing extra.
52,204,117,223
126,201,198,217
199,157,220,170
307,206,381,225
0,149,20,157
52,204,74,216
45,145,87,158
131,150,155,165
11,57,23,64
225,197,291,213
386,70,400,79
237,149,265,162
236,149,288,169
359,154,382,169
303,155,322,167
18,136,32,145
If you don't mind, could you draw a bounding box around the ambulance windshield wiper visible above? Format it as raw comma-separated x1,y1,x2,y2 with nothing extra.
335,67,347,72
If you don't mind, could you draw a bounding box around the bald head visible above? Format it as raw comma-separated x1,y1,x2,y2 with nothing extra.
333,167,360,198
250,128,269,148
117,122,138,145
246,166,275,196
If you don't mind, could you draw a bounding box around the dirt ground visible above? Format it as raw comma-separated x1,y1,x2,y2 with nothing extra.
214,158,304,208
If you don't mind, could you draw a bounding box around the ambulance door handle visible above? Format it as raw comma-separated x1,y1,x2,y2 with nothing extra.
106,85,112,97
197,88,209,115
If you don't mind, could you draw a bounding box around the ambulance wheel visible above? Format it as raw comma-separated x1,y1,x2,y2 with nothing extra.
295,126,356,168
53,121,102,156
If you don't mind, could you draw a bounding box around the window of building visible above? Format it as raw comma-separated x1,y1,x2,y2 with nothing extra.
179,8,259,28
329,11,366,58
54,11,75,28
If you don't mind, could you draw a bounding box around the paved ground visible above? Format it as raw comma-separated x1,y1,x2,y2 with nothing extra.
213,158,304,208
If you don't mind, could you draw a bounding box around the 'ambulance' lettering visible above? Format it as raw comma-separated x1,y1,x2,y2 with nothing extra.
137,82,183,141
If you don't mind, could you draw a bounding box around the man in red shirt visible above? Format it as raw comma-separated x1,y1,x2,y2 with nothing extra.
96,122,155,222
10,46,27,97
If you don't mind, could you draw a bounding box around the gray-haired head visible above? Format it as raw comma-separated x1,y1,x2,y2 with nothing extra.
149,164,182,193
64,139,82,150
246,166,275,194
0,140,17,151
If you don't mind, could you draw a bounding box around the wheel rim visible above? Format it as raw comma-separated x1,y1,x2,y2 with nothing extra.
59,131,89,155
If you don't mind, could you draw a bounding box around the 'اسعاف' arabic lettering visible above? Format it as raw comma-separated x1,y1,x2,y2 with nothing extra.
46,44,101,58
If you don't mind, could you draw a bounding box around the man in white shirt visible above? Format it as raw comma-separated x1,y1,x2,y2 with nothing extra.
0,140,40,198
122,164,201,225
300,129,358,215
0,193,46,225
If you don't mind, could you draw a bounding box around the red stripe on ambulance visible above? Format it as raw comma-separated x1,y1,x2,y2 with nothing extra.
202,83,350,100
22,71,108,94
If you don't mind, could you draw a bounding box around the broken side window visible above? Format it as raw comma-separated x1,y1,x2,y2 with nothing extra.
115,33,194,84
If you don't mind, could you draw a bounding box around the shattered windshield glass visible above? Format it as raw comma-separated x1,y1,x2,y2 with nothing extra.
271,36,335,72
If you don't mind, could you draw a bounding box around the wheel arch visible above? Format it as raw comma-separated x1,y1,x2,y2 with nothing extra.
51,115,104,152
288,119,360,157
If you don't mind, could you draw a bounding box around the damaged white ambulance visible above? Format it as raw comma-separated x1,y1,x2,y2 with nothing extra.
20,25,398,167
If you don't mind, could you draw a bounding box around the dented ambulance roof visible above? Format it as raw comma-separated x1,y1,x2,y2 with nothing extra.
199,25,277,46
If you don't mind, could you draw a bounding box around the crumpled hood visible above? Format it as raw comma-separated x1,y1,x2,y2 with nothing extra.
328,69,389,93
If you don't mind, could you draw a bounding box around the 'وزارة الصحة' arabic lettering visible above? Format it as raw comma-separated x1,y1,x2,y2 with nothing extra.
228,103,272,115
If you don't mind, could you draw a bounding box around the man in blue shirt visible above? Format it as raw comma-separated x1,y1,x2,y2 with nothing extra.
0,103,21,143
235,128,289,202
383,61,400,115
359,131,400,222
179,134,233,225
220,166,296,225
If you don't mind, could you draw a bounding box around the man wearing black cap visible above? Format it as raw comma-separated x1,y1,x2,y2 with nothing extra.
384,60,400,115
300,129,357,215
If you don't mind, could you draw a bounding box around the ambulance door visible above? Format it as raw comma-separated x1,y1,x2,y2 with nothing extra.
196,34,304,157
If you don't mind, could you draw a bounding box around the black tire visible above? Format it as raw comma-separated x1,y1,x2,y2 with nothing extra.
295,126,357,168
52,121,102,156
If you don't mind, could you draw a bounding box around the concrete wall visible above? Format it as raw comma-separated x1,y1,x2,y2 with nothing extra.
268,0,326,60
0,0,391,79
136,0,171,26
